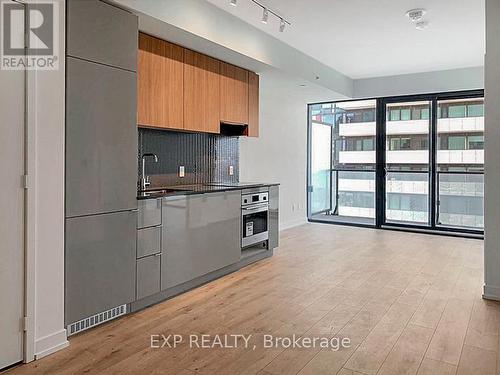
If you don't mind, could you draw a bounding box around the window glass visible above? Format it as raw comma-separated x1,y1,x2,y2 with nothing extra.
421,108,430,120
468,135,484,150
401,109,411,121
400,195,411,210
448,105,467,118
390,138,400,151
388,195,399,210
400,138,411,150
420,138,429,150
390,109,400,121
355,139,363,151
363,110,375,122
448,136,466,150
363,138,374,151
468,104,484,117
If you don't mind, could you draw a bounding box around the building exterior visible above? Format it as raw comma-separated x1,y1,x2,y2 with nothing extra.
309,97,484,229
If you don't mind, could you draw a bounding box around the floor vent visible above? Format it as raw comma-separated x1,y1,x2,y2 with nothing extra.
67,304,127,336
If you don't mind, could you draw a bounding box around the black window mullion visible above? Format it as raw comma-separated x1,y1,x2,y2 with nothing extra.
376,98,386,227
430,98,438,228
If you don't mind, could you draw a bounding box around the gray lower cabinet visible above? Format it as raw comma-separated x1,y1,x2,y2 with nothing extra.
137,199,162,229
269,185,279,249
137,226,161,258
161,191,241,290
65,210,136,325
67,0,138,71
136,254,161,300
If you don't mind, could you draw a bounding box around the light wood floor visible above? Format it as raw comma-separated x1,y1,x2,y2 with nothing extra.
6,223,497,375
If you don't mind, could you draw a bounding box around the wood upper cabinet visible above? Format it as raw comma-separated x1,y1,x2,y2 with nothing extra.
137,34,259,136
137,33,184,130
247,71,259,137
219,62,249,125
184,50,220,133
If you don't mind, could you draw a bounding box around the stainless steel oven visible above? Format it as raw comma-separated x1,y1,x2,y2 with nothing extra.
241,192,269,248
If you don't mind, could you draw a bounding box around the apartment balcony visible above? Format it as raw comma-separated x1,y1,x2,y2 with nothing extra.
339,122,375,137
339,150,484,164
386,120,429,135
338,117,483,137
437,116,484,133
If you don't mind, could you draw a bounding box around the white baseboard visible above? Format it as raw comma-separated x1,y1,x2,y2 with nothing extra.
483,284,500,301
34,329,68,360
280,217,307,231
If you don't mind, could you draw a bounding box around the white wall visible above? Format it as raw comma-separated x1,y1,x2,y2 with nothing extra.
29,0,67,359
484,0,500,300
240,69,344,229
354,66,484,98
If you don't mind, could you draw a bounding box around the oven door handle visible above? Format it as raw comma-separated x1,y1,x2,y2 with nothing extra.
242,204,269,214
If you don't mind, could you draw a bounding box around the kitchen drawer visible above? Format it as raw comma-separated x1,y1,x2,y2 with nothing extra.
136,254,161,300
137,226,161,258
138,199,161,228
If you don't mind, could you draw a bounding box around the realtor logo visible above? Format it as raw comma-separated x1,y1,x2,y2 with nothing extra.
1,0,59,70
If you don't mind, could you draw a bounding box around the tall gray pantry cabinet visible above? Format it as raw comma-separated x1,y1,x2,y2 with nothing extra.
65,0,138,328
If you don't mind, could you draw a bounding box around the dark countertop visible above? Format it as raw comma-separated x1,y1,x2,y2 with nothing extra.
137,182,279,200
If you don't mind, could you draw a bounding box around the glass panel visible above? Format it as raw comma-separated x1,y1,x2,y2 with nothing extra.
437,173,484,228
437,97,484,230
363,138,374,151
468,104,484,117
401,108,411,121
309,99,376,225
448,136,466,150
310,122,332,214
385,100,430,225
468,135,484,150
390,109,400,121
448,105,467,118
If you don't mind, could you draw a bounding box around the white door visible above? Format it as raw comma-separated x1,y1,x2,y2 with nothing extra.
0,0,25,369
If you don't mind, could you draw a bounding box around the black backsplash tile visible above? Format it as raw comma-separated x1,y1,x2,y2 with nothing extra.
138,128,239,187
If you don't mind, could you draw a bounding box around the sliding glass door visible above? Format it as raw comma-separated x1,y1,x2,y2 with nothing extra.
307,90,484,235
308,100,376,226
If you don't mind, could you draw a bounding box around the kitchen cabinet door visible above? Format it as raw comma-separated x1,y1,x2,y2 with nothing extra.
161,191,241,290
67,0,137,71
136,254,161,300
184,50,220,133
220,62,249,125
65,210,136,325
137,33,184,130
248,71,259,137
66,57,137,217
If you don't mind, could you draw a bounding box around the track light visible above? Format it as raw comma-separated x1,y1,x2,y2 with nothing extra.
279,18,285,32
261,8,269,24
230,0,291,32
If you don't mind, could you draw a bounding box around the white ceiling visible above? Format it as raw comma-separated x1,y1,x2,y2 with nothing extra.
205,0,485,79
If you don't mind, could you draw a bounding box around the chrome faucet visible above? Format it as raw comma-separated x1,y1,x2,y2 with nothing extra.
140,153,158,191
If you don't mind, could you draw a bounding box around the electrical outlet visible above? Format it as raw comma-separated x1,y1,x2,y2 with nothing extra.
229,165,234,176
179,166,185,178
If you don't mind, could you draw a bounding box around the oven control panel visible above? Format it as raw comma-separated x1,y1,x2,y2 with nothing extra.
241,192,268,206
